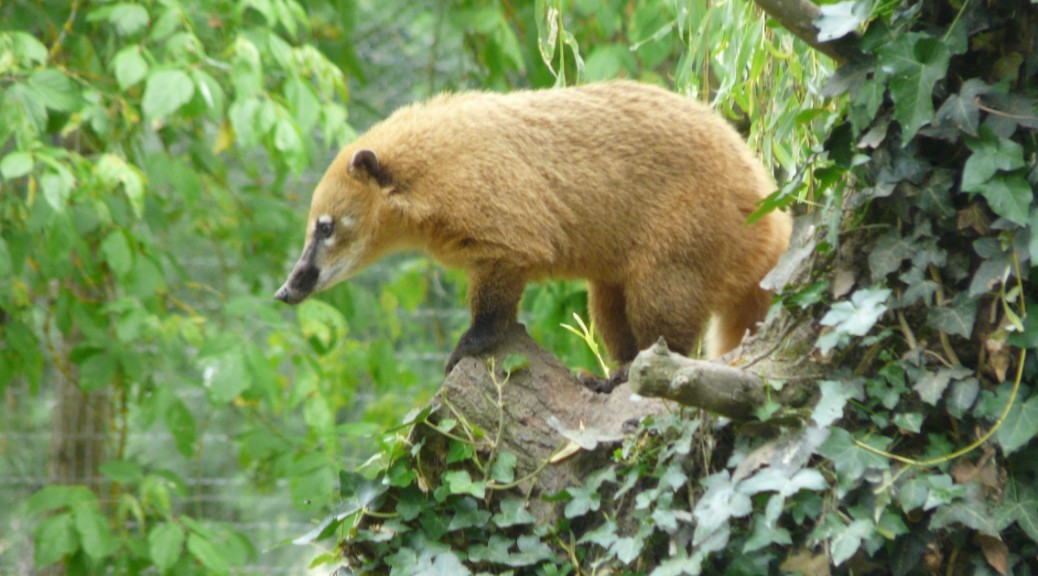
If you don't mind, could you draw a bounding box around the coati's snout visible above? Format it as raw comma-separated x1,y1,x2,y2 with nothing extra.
274,215,333,305
273,263,319,304
274,239,320,305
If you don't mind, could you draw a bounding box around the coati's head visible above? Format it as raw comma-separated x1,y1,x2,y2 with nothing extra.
274,148,398,305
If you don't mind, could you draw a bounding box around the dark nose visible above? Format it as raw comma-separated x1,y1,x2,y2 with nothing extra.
274,285,291,303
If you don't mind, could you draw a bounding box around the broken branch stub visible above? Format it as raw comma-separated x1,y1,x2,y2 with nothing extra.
628,338,765,420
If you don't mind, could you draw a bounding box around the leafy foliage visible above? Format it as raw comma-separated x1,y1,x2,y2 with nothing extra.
299,1,1038,575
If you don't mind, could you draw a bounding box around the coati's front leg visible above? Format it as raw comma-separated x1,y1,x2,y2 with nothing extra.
445,265,527,374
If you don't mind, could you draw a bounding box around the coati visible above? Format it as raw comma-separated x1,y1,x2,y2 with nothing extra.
275,81,791,373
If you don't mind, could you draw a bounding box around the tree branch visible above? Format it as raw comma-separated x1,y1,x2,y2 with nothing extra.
628,339,765,420
753,0,864,64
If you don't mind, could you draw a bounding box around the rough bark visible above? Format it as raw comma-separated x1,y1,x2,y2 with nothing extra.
628,338,765,421
416,323,780,523
417,323,670,522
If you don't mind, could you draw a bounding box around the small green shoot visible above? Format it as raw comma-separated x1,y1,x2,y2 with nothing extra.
560,313,610,379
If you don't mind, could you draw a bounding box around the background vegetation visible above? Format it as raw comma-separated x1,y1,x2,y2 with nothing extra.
1,0,1035,575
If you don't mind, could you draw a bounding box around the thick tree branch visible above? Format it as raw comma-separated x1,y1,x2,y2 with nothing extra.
628,339,765,420
753,0,864,63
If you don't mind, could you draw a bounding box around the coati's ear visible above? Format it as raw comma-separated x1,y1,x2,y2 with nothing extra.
348,149,393,188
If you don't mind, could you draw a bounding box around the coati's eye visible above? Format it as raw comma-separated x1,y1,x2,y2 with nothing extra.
315,216,334,238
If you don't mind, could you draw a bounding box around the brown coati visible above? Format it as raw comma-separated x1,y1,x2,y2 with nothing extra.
276,81,791,373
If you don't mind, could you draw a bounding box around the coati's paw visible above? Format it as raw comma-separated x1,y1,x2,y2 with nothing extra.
577,365,630,394
444,326,501,375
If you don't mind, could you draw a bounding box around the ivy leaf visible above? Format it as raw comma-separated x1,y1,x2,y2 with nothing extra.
447,498,491,531
946,377,980,419
818,288,891,353
868,231,914,279
999,482,1038,543
490,452,517,484
913,365,971,405
932,79,991,137
930,500,999,536
493,497,535,528
443,470,486,499
817,428,890,482
812,380,856,427
815,1,871,42
927,294,978,339
877,33,951,145
830,518,873,566
995,393,1038,456
148,522,185,572
610,536,644,565
973,173,1032,225
961,132,1026,193
143,69,195,120
693,471,751,546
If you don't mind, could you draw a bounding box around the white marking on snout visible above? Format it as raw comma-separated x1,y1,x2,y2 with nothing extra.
341,215,356,229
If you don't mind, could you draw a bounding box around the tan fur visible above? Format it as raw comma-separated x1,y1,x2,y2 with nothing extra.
288,80,791,364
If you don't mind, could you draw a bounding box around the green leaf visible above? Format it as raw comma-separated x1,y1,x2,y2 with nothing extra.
33,513,78,566
101,230,134,278
493,497,535,528
815,0,871,42
447,497,491,531
96,153,145,217
26,485,94,514
490,452,517,484
961,131,1026,193
927,294,978,339
201,348,251,404
811,380,855,427
877,33,950,145
100,459,143,484
817,428,890,481
818,288,891,352
28,68,81,112
149,523,186,573
443,470,486,499
112,45,149,89
913,365,971,406
830,518,872,566
107,3,150,35
7,31,48,65
78,350,118,391
166,397,197,458
1000,482,1038,543
974,173,1032,225
187,532,230,575
143,69,195,120
73,502,116,561
868,230,916,280
0,151,34,180
996,393,1038,456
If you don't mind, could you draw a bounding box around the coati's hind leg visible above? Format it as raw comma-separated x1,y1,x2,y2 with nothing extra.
447,265,526,374
587,281,638,364
582,281,638,393
625,269,711,359
708,284,772,358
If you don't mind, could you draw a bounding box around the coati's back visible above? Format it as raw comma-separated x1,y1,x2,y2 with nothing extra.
354,81,784,284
